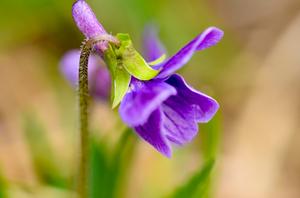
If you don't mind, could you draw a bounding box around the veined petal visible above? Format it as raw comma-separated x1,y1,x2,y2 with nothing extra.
162,96,199,145
134,109,172,157
157,27,223,78
142,25,166,62
165,74,219,123
119,79,176,126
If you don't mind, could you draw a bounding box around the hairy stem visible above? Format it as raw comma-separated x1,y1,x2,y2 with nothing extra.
77,34,119,198
78,41,92,198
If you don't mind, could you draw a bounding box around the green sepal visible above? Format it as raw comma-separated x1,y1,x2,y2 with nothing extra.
148,54,166,66
104,45,131,108
116,33,159,81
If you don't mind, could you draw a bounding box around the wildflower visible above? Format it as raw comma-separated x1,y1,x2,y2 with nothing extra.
71,0,223,157
60,50,110,100
119,27,223,157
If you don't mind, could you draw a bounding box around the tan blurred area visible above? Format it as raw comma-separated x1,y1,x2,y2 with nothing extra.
213,0,300,198
0,0,300,197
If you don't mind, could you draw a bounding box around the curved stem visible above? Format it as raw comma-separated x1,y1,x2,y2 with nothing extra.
78,41,92,198
77,35,119,198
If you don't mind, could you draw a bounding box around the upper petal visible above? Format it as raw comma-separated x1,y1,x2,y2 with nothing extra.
165,74,219,123
142,24,166,62
134,109,172,158
119,79,176,126
157,27,223,78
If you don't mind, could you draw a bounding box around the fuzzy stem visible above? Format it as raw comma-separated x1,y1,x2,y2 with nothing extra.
78,41,92,198
77,34,119,198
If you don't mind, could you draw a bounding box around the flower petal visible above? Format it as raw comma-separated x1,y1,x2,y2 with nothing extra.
157,27,223,78
161,96,199,145
90,65,111,100
60,50,110,100
165,74,219,123
134,109,172,157
161,74,219,145
119,79,176,126
142,24,166,62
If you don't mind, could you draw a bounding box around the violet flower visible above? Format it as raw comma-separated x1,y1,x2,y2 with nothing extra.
71,0,223,157
119,27,223,157
60,50,110,100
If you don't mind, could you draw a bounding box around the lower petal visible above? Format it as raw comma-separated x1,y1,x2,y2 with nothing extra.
134,109,172,157
162,97,199,145
166,74,219,123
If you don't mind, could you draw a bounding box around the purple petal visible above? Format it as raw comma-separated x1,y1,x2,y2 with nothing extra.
60,50,110,100
142,24,166,62
134,109,172,157
90,64,111,100
161,96,199,145
119,79,176,127
157,27,223,78
165,74,219,123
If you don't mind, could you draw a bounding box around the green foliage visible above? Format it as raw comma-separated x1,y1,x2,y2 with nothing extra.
201,112,222,162
169,159,215,198
116,33,159,80
22,112,69,189
0,170,7,198
104,45,131,108
90,128,136,198
104,33,159,108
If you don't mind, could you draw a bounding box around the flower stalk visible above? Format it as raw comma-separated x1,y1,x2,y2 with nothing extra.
78,40,92,198
77,35,120,198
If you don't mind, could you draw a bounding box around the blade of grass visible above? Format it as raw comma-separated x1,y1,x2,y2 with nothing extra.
89,138,110,198
89,128,136,198
109,128,136,198
168,159,215,198
0,170,7,198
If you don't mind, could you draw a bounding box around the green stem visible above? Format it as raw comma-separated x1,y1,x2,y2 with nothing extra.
77,35,119,198
78,41,92,198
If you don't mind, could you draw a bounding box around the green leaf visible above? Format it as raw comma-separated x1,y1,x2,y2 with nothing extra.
104,45,131,108
168,159,215,198
109,128,137,198
89,128,137,198
90,138,110,198
116,33,159,80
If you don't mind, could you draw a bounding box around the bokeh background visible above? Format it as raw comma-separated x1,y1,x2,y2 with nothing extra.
1,0,300,197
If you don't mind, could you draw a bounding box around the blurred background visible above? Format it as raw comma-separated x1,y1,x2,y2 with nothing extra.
0,0,300,197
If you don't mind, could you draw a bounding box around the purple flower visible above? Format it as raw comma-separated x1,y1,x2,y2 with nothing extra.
71,0,223,157
60,50,110,100
119,27,223,157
